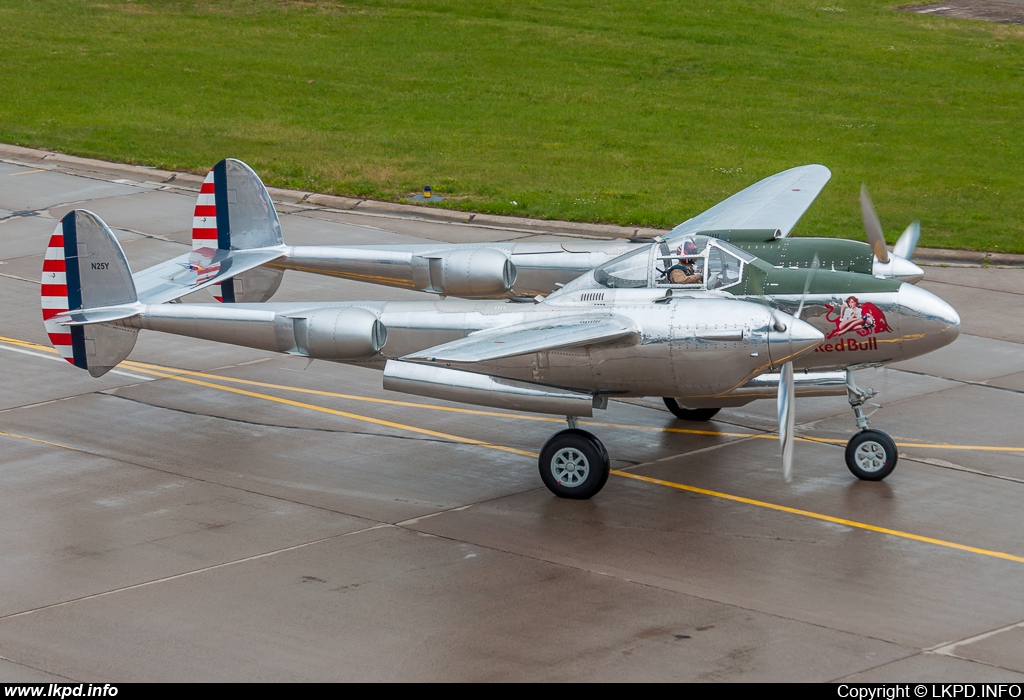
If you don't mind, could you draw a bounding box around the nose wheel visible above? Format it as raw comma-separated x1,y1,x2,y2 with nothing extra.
845,429,898,480
538,428,610,499
844,370,898,481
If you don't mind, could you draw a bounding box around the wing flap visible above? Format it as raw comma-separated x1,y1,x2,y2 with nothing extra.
669,165,831,240
405,315,638,363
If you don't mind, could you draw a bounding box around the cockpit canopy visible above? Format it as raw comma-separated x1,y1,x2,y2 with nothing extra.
592,235,754,291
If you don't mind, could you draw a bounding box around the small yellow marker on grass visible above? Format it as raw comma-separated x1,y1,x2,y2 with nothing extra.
411,184,443,202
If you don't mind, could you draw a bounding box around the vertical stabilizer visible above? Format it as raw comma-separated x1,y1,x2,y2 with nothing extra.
41,210,139,377
192,158,285,303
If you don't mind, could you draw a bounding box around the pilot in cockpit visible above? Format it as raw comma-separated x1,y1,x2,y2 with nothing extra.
667,240,703,285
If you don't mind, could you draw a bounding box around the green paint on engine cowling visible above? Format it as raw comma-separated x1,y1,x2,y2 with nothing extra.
761,265,901,296
706,230,875,275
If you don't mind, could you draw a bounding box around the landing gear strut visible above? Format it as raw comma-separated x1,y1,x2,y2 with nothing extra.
844,370,898,480
663,398,721,422
538,417,610,499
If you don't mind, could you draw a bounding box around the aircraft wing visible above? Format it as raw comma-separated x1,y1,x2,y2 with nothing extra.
132,246,287,305
667,164,831,240
404,315,638,363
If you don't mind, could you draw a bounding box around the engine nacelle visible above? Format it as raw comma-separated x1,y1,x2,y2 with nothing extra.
294,307,387,360
413,248,517,297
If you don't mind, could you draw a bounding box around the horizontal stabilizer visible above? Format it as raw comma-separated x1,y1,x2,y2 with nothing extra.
48,304,144,326
405,315,637,363
131,247,286,305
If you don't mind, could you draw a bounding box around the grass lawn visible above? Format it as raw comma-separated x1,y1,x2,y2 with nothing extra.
0,0,1021,251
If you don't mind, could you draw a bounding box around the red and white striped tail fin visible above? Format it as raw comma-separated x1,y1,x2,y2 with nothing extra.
41,222,75,366
40,210,140,377
192,169,226,301
190,158,285,303
192,169,220,252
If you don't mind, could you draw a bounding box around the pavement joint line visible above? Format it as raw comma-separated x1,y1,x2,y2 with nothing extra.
0,524,392,622
830,651,932,684
0,654,76,681
925,278,1024,296
4,336,1024,563
396,504,474,528
904,454,1024,485
0,272,39,284
614,434,766,473
891,365,1024,399
928,618,1024,656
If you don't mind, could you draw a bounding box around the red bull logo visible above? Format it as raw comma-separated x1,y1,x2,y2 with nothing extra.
815,336,881,353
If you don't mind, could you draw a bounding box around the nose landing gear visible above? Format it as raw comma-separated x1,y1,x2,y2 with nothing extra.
844,370,898,480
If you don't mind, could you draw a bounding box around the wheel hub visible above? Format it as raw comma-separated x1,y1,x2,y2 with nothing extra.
551,447,589,487
853,441,887,472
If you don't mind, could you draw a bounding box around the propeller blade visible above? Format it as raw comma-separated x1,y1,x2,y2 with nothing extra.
860,184,889,264
778,361,795,481
893,220,921,260
778,255,814,480
794,254,819,321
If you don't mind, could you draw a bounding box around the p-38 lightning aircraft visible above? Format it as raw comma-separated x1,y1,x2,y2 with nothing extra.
40,162,959,498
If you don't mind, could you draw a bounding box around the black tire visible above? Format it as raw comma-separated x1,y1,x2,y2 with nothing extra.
663,398,721,422
538,429,610,500
845,429,898,481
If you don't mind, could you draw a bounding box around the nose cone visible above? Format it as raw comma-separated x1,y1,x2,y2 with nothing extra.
896,283,960,358
873,254,925,284
768,314,825,366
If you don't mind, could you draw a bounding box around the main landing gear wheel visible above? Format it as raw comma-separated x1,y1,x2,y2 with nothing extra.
663,398,720,422
538,429,610,499
845,429,898,481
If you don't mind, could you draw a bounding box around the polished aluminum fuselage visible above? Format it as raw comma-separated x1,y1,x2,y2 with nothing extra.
121,268,959,403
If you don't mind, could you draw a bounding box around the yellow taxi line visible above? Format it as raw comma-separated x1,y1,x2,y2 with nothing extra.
3,334,1024,452
610,471,1024,564
2,337,1022,564
0,430,76,451
116,358,1024,452
117,363,536,458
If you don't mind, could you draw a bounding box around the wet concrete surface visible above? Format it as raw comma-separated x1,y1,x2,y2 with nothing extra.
1,149,1022,681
